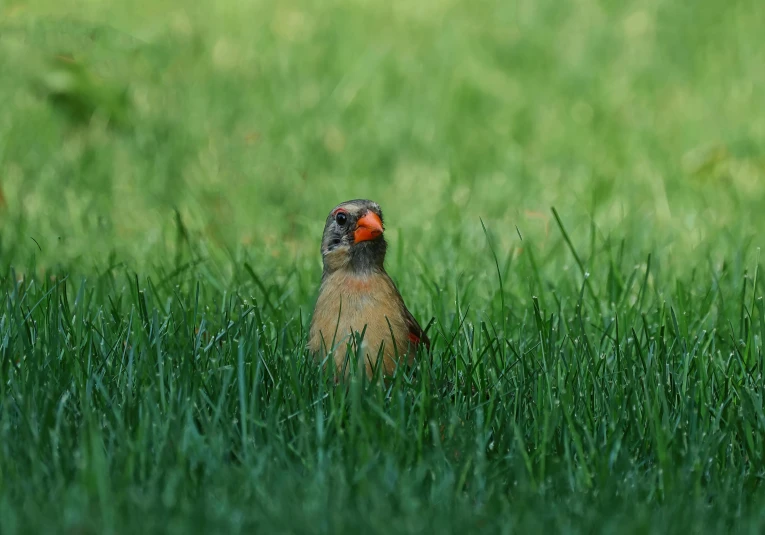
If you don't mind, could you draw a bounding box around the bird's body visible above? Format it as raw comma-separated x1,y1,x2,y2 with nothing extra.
310,268,421,377
308,199,428,379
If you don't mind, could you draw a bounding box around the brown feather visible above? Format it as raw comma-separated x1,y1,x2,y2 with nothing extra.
309,269,424,378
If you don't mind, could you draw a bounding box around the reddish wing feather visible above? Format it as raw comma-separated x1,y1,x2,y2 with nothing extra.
404,308,430,352
382,272,431,353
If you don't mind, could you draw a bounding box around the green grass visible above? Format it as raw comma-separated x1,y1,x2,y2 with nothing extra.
2,0,765,532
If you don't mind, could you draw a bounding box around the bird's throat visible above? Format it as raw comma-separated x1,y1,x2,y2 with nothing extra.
348,239,386,274
323,240,386,278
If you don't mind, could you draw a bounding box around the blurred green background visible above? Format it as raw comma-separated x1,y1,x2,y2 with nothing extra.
2,0,763,274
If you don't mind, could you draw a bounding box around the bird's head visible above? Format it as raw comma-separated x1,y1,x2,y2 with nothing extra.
320,199,386,274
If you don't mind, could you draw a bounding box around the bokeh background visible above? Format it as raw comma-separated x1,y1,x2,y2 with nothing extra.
1,0,764,276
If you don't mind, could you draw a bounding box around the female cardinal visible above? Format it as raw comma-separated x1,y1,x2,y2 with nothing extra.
308,199,430,380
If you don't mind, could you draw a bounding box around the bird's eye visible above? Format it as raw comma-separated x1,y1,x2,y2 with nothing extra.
335,212,348,226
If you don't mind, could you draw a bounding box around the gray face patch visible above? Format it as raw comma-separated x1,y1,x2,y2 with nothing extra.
320,199,388,275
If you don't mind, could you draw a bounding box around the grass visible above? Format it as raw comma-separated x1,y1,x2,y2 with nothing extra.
2,0,765,532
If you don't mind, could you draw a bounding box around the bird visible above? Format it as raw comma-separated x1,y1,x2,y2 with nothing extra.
308,199,430,380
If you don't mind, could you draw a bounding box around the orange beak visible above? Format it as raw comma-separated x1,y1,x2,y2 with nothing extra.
354,211,384,243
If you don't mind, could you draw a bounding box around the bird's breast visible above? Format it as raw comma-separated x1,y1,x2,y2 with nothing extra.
309,270,412,375
316,272,388,322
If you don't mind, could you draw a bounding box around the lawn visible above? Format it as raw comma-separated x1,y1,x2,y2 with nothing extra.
1,0,765,532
